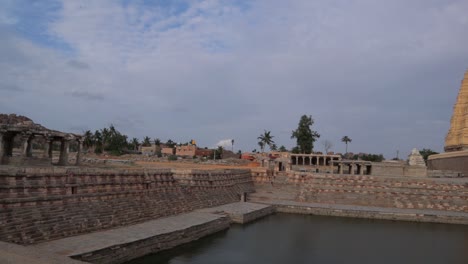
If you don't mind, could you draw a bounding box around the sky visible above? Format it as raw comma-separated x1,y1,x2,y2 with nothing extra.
1,0,467,159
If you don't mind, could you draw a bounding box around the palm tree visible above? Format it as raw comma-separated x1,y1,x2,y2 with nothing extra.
258,130,275,152
142,136,152,147
93,130,103,154
131,138,139,151
83,130,94,150
231,139,234,152
258,141,265,153
341,136,352,153
154,138,161,146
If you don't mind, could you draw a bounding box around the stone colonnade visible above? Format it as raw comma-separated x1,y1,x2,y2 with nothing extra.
291,154,341,167
0,131,82,166
333,161,372,175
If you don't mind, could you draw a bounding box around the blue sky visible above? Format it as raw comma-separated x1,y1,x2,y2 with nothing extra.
1,0,468,158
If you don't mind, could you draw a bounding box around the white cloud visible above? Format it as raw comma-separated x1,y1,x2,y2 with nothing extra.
1,0,468,158
216,139,233,149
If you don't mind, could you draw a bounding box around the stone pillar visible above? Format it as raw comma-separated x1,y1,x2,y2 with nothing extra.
349,164,355,175
48,140,53,159
43,137,51,158
58,139,70,166
0,132,4,164
359,164,365,175
338,163,343,174
0,132,4,160
75,139,83,166
19,133,31,158
26,135,34,157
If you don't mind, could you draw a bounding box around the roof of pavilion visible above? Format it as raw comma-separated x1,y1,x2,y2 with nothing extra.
0,114,82,139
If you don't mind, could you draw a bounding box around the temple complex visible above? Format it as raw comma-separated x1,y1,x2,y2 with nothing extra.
445,70,468,152
428,70,468,175
0,114,82,166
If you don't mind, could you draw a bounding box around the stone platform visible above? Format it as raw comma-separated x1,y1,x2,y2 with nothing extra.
196,202,275,223
0,241,85,264
428,150,468,176
19,202,273,264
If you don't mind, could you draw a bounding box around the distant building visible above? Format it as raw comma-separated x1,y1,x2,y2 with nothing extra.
161,147,175,156
176,145,196,157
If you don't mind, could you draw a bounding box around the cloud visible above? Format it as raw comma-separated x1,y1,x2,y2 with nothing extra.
0,84,23,92
216,139,234,149
67,60,89,69
68,91,104,101
0,0,468,159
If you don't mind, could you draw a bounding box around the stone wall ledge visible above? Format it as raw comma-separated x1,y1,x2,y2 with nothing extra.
251,200,468,225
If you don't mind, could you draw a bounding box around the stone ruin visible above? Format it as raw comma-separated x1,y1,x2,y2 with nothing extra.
0,114,82,166
408,148,426,167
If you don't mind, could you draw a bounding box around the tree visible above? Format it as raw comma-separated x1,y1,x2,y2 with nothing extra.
83,130,94,150
278,145,288,152
130,138,139,151
258,130,275,152
231,139,234,152
154,138,161,146
322,140,333,154
142,136,152,147
166,139,176,148
291,115,320,154
419,149,439,163
258,141,265,153
216,146,223,159
93,130,103,154
341,136,352,153
270,144,278,151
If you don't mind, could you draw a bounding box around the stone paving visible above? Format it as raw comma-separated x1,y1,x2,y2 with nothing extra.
0,241,85,264
30,211,226,258
197,202,275,223
196,202,272,216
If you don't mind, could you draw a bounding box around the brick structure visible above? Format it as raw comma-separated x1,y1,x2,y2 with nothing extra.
252,171,467,213
0,167,254,245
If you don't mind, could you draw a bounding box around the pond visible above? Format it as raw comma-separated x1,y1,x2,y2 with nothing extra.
127,213,468,264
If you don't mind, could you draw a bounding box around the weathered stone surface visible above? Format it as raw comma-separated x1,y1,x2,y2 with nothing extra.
445,70,468,152
31,211,231,264
0,114,82,166
252,172,468,213
0,167,254,245
197,202,275,224
408,148,426,166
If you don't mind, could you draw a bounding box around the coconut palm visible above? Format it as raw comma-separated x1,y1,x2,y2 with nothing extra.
341,136,352,153
258,130,275,152
142,136,152,147
231,139,234,152
83,130,94,150
154,138,161,146
258,141,265,153
131,138,139,151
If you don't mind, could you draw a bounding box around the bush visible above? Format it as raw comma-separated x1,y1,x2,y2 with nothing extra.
168,155,177,161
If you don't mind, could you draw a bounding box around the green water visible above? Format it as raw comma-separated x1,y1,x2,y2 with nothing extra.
127,214,468,264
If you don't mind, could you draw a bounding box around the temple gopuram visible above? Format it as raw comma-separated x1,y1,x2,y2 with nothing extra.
428,70,468,175
0,114,82,166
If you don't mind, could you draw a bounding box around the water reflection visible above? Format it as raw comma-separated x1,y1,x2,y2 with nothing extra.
127,214,468,264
